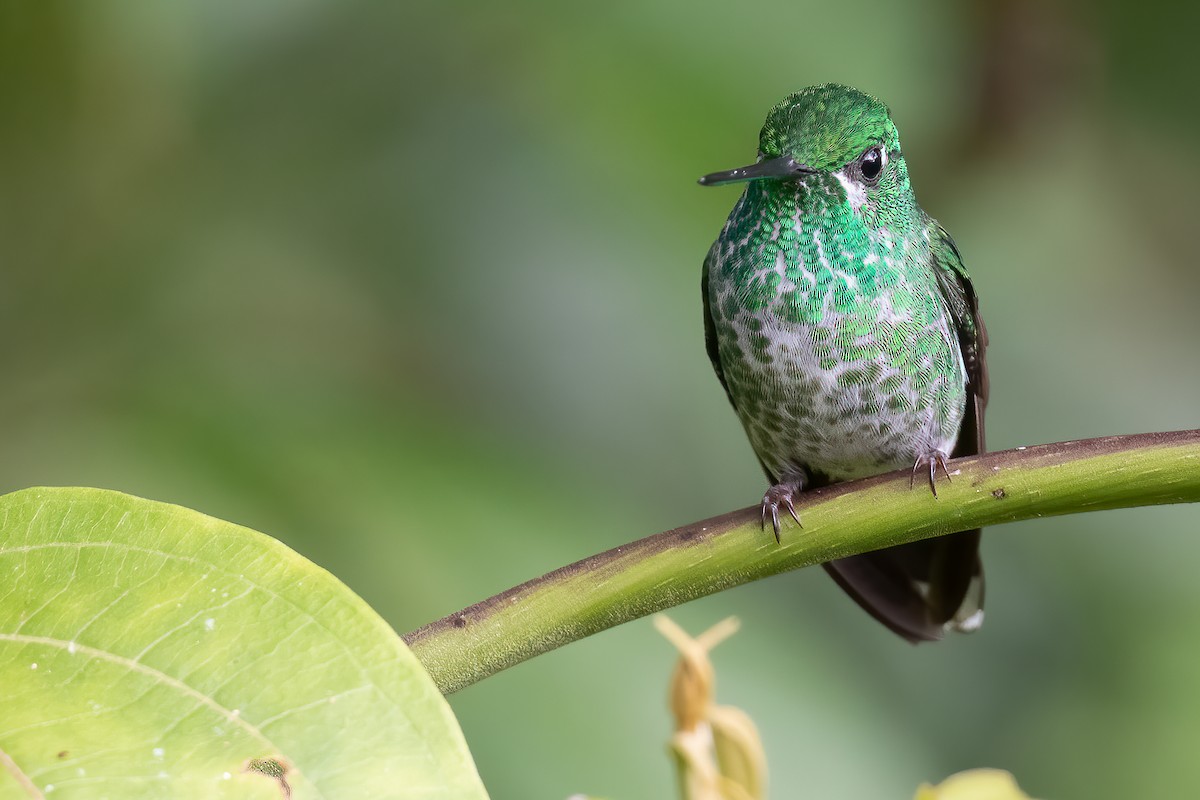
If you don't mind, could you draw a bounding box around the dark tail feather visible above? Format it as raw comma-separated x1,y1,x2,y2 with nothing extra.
823,529,984,644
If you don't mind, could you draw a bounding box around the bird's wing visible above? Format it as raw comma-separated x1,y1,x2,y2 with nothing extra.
931,221,989,456
702,245,735,409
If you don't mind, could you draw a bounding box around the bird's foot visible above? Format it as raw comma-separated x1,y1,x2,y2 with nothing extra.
761,481,803,543
910,450,953,497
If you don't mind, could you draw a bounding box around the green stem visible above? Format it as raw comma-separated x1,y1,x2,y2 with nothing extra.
404,430,1200,694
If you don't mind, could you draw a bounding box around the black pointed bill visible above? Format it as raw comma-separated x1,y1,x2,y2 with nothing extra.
698,156,816,186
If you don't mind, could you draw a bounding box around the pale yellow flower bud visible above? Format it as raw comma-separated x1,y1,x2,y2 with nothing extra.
656,615,766,800
914,768,1036,800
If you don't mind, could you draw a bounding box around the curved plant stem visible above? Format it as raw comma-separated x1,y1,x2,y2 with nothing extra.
404,430,1200,694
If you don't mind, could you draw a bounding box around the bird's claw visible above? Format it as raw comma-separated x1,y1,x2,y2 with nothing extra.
760,483,803,543
910,451,953,498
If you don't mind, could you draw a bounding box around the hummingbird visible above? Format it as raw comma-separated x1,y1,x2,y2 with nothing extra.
699,84,988,642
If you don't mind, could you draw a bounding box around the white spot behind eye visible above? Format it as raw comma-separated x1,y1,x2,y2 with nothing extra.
834,171,867,211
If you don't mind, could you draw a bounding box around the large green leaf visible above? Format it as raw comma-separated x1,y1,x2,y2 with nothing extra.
0,487,488,799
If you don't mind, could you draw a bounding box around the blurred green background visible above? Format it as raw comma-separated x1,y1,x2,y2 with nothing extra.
2,1,1198,797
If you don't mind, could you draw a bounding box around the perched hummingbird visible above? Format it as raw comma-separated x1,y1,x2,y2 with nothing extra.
699,84,988,642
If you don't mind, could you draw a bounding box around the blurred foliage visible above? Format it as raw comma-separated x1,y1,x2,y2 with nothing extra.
1,487,488,798
0,1,1197,798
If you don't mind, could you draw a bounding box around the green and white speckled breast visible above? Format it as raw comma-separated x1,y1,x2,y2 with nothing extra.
707,180,966,483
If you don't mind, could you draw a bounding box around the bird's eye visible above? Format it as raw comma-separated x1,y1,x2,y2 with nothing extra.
859,146,884,183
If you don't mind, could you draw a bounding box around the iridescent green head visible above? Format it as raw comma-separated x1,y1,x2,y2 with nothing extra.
699,84,909,210
758,84,896,170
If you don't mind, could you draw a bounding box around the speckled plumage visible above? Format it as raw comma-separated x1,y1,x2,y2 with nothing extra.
701,85,988,642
